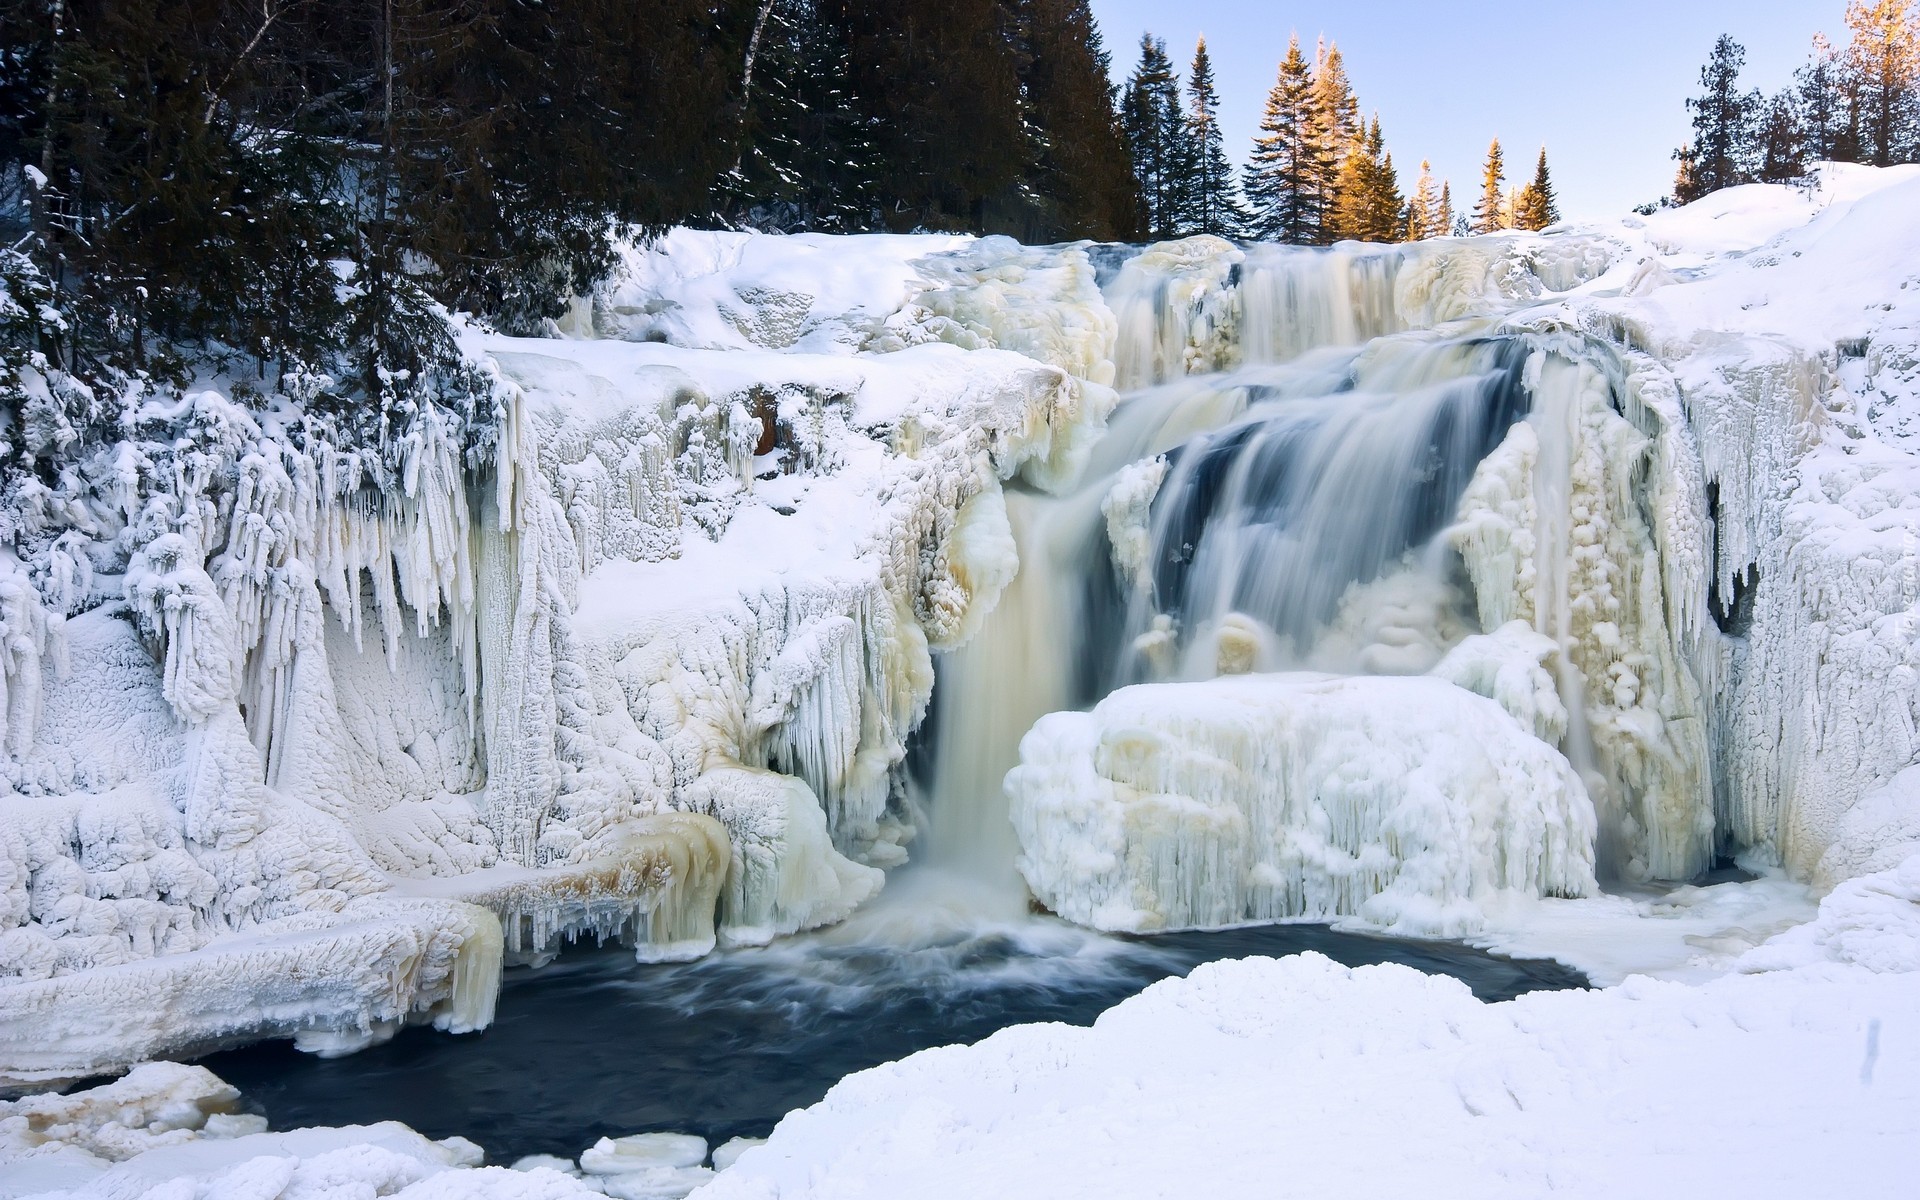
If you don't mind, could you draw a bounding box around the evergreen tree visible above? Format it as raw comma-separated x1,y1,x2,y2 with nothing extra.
729,0,881,232
1243,36,1325,243
1676,35,1760,201
1123,35,1192,238
1329,117,1401,243
1753,90,1810,183
1843,0,1920,166
1472,138,1509,233
1327,129,1375,243
1404,160,1438,241
1308,41,1360,241
1672,144,1701,204
1436,182,1457,237
1513,146,1560,230
1014,0,1142,241
837,0,1029,231
1797,33,1855,161
1184,37,1245,237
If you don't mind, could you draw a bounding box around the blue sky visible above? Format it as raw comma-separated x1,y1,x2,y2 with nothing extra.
1087,1,1842,219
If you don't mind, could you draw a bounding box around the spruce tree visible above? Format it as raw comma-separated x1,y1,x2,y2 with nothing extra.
1016,0,1142,241
1842,0,1920,166
1404,160,1438,240
1243,36,1324,243
1327,129,1376,243
837,0,1029,231
1797,33,1854,162
729,0,882,233
1676,35,1760,201
1184,37,1245,237
1123,35,1192,238
1471,138,1509,233
1328,116,1401,243
1308,42,1360,241
1436,182,1457,237
1514,147,1560,230
1754,91,1811,183
1369,143,1405,242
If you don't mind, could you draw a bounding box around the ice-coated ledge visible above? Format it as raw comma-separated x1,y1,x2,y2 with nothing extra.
0,897,500,1093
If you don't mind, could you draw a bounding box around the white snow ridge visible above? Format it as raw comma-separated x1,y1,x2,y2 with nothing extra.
3,165,1920,1198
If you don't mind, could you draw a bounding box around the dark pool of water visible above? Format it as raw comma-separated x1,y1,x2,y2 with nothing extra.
198,907,1585,1164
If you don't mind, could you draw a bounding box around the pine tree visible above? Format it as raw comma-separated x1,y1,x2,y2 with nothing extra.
1471,138,1508,233
1676,35,1760,201
730,0,880,232
1753,90,1810,183
1184,37,1245,237
1123,35,1192,238
1243,36,1324,243
1436,182,1457,238
1513,146,1560,230
1843,0,1920,166
837,0,1029,231
1672,144,1701,204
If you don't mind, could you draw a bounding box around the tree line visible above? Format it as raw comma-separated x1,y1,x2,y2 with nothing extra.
1,0,1578,454
0,0,1140,431
1670,0,1920,204
1122,32,1561,246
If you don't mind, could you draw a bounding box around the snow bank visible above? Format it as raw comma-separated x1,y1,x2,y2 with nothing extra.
1007,672,1596,937
0,1065,757,1200
689,855,1920,1200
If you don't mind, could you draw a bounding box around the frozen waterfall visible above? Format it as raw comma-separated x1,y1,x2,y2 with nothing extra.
918,235,1716,934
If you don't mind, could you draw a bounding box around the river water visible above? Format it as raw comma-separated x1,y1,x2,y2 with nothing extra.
202,870,1584,1164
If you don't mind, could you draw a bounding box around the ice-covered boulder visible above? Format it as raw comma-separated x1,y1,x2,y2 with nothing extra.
1007,672,1597,937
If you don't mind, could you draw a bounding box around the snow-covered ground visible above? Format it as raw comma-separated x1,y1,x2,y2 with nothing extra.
2,163,1919,1197
694,856,1920,1200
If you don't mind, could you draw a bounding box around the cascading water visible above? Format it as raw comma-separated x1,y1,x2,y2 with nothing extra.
921,240,1537,887
921,235,1711,919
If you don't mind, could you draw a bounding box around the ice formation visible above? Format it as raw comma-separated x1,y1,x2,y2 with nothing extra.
0,230,1117,1079
1007,672,1596,936
2,162,1918,1090
990,168,1919,937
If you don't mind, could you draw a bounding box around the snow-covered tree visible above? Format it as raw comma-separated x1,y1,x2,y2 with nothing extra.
1796,33,1858,161
1753,91,1810,183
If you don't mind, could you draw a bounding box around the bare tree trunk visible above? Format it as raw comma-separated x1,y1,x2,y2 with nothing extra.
740,0,777,107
